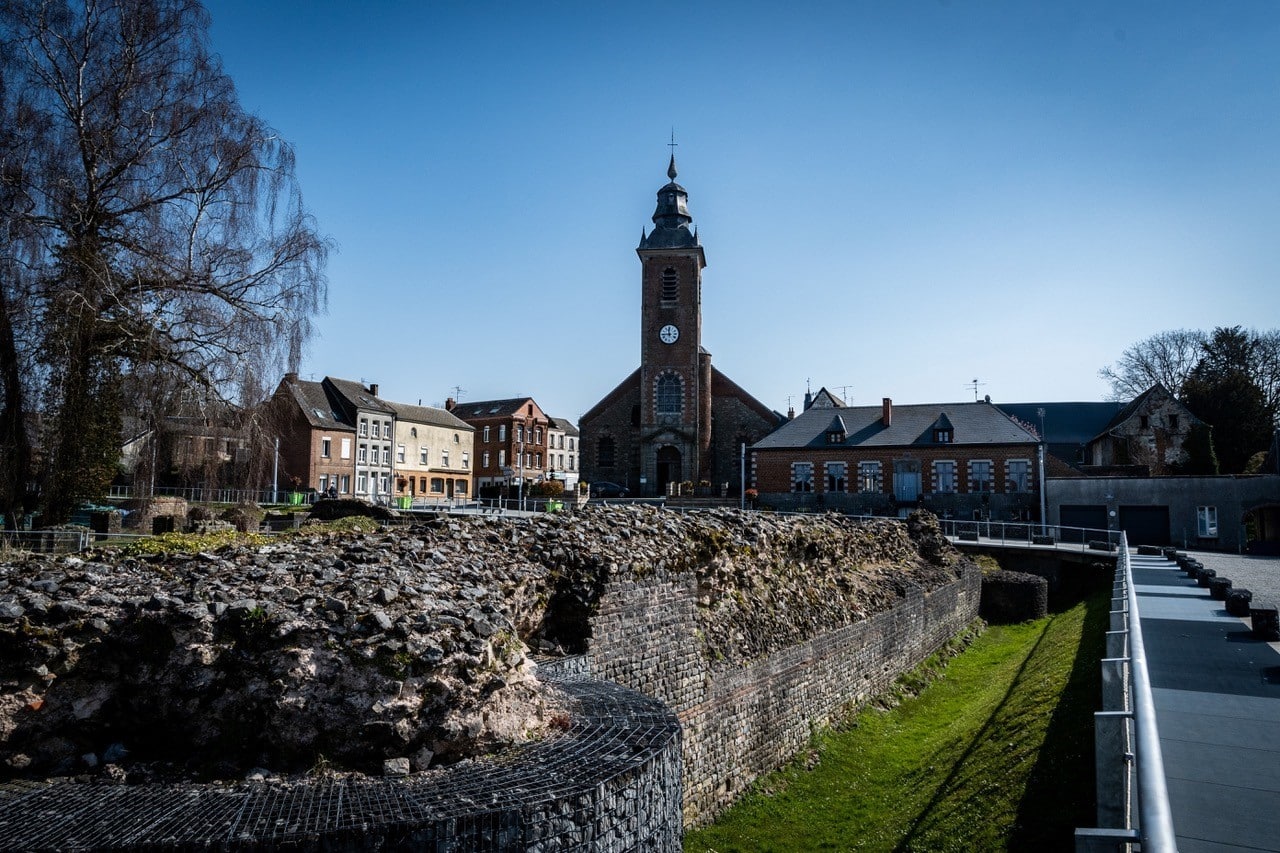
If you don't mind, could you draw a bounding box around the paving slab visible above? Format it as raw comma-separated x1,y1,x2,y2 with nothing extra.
1134,552,1280,851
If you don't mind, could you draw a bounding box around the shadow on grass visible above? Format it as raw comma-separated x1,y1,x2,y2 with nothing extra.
1008,585,1110,851
893,611,1056,852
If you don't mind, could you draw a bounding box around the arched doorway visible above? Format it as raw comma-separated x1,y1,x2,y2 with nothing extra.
656,446,682,496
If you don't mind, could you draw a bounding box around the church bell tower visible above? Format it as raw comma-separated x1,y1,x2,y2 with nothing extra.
637,156,711,495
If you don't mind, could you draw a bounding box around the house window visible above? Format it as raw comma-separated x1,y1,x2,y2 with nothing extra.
534,427,543,445
318,475,328,492
419,446,428,465
825,461,847,493
1168,414,1179,429
371,420,380,439
483,426,490,442
933,461,956,493
431,477,445,494
792,462,814,492
934,429,953,443
396,444,406,463
499,424,507,442
598,436,616,468
568,455,575,470
379,474,390,495
441,449,450,467
340,437,351,459
517,425,525,443
462,452,470,469
358,444,368,463
357,473,368,493
381,446,390,465
969,460,993,492
661,267,679,304
456,480,468,496
535,452,542,467
359,418,368,437
419,477,427,493
656,372,683,417
1197,506,1218,537
1139,415,1150,429
340,475,350,494
498,450,506,467
482,452,490,468
858,461,882,493
1007,460,1031,492
321,437,331,458
569,438,575,451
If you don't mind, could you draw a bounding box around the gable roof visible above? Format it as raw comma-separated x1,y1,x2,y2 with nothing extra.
281,378,355,431
753,398,1038,450
456,397,543,420
323,377,397,416
1088,383,1198,443
385,401,473,431
996,400,1123,464
548,416,579,436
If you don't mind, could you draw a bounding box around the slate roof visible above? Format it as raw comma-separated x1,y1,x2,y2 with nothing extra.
285,379,354,431
384,401,473,432
548,416,579,436
457,398,539,420
323,377,397,416
996,400,1125,464
753,395,1038,450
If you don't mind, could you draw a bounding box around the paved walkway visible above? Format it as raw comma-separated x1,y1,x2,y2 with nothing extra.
1134,550,1280,851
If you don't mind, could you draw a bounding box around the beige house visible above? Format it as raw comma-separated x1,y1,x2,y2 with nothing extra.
387,402,475,504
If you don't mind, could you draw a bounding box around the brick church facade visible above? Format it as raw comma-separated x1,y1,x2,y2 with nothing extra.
579,157,782,497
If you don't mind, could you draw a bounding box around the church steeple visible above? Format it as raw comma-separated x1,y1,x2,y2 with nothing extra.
640,156,697,248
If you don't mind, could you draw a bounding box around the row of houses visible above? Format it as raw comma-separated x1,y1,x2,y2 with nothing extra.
270,374,578,504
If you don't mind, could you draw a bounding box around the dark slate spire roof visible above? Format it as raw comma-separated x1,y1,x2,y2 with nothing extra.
930,413,955,431
639,156,698,250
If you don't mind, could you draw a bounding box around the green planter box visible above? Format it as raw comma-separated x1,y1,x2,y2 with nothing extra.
546,500,563,513
396,496,412,509
287,492,304,506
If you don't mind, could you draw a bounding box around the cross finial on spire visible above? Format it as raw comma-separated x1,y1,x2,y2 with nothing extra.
667,129,678,180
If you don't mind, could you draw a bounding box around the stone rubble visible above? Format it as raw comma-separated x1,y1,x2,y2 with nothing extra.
0,506,963,784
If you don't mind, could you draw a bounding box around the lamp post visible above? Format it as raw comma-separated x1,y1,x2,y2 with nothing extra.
516,418,525,512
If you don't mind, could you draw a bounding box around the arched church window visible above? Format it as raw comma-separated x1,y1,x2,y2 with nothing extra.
656,373,683,418
661,268,678,305
597,435,616,468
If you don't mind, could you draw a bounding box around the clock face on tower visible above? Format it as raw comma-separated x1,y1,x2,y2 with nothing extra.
659,324,680,344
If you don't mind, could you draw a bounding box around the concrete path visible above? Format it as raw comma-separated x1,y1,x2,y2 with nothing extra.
1133,550,1280,851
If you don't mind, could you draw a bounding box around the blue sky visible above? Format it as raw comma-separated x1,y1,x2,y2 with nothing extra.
206,0,1280,421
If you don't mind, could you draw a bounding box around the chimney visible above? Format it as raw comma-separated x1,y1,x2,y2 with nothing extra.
787,405,795,420
803,390,813,410
369,383,379,397
445,397,456,412
882,397,893,427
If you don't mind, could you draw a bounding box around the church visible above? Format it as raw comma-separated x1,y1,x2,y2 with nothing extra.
579,157,783,497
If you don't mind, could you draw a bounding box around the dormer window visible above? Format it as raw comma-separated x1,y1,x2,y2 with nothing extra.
824,415,847,444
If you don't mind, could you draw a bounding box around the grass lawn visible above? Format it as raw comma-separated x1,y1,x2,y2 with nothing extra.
685,587,1108,852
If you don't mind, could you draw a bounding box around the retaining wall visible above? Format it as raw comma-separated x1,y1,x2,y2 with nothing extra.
585,562,982,825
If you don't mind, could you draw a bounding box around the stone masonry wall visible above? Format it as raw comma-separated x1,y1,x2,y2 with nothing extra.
586,557,981,825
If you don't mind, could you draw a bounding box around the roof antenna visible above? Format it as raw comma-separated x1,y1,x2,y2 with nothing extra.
965,378,987,401
450,385,466,402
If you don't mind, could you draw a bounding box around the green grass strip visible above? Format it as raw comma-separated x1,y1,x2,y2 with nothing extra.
686,588,1108,852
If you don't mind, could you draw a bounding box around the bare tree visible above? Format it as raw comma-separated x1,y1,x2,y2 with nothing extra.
0,0,328,523
1098,329,1207,401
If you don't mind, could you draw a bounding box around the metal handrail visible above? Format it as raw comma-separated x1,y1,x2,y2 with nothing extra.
1121,535,1178,850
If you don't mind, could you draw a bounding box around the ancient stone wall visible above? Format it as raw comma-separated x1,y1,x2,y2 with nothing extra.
585,554,981,825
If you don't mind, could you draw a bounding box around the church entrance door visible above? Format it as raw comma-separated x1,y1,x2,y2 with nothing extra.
656,446,682,496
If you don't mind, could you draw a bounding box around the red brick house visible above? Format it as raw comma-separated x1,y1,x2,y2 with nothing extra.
448,397,551,496
752,388,1043,520
269,374,357,498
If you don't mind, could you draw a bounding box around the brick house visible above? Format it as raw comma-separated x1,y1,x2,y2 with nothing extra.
269,374,356,497
579,156,782,497
448,397,551,495
385,402,475,503
752,388,1043,520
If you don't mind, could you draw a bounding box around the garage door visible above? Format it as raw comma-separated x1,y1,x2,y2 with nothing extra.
1060,504,1107,533
1119,505,1171,547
